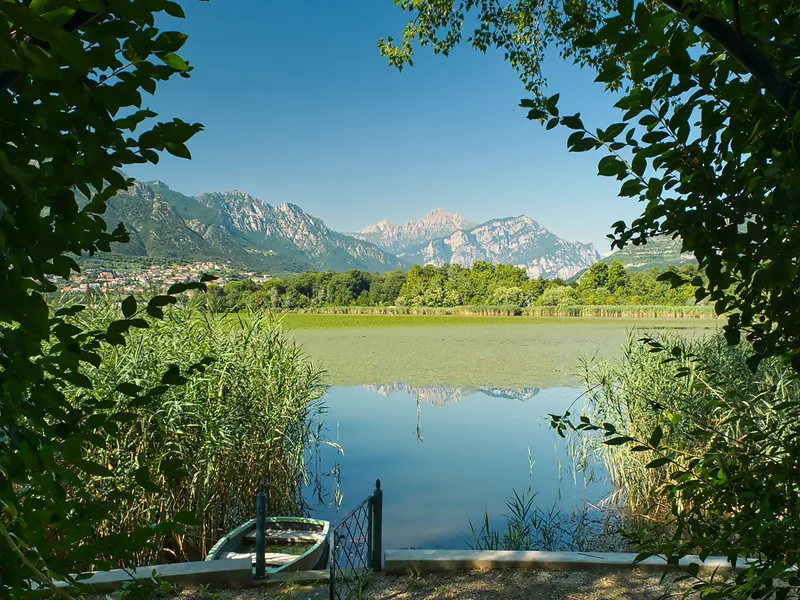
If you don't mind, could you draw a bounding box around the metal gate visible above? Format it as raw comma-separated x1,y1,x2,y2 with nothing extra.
329,480,383,600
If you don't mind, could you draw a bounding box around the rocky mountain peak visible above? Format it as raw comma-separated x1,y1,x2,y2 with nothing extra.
418,208,471,228
354,209,477,253
360,219,398,235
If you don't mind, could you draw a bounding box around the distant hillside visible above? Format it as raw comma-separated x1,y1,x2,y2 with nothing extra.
601,236,696,271
98,181,407,273
569,236,697,282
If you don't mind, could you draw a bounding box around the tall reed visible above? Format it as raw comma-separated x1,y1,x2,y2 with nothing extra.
67,302,326,564
282,304,717,318
575,332,798,510
290,305,525,316
525,305,717,318
468,488,633,552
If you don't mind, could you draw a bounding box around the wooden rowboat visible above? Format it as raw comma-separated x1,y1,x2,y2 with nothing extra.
206,517,330,573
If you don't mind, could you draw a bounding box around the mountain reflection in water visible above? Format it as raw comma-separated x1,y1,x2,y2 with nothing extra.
364,384,541,407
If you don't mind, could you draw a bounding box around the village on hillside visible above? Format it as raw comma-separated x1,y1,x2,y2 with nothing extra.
54,261,271,293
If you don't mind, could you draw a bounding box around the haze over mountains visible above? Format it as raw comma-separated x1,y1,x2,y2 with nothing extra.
99,180,607,278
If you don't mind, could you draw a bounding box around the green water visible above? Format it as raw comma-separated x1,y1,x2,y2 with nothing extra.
285,315,719,387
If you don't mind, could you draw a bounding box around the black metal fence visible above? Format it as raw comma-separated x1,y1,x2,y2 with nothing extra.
329,480,383,600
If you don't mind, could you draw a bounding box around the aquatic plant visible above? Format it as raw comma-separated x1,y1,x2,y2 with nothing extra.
65,302,326,564
468,488,632,553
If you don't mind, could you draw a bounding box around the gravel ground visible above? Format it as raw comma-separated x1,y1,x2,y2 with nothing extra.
365,570,690,600
180,568,691,600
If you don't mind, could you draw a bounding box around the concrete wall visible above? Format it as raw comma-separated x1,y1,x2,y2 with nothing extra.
384,550,747,575
53,559,255,593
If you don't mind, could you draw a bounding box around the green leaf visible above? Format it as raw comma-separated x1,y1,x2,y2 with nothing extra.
121,295,137,319
598,155,627,177
645,457,671,468
618,0,633,21
634,2,650,33
603,123,627,140
604,436,635,446
160,458,187,479
134,466,162,493
649,425,663,448
158,51,190,71
567,131,585,148
574,33,598,48
545,93,560,116
149,295,178,308
595,64,625,84
115,383,143,397
76,460,112,477
632,153,646,176
164,2,187,18
561,114,584,130
165,141,191,159
620,179,644,197
161,366,188,386
174,511,201,526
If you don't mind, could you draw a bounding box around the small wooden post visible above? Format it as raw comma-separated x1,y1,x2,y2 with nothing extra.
255,482,266,579
372,479,383,572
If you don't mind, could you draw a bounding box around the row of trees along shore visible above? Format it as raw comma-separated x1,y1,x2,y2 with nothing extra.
207,261,703,312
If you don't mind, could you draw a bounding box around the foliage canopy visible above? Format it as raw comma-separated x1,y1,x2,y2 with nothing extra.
0,1,206,597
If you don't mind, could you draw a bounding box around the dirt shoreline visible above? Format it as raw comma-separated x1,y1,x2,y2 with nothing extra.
185,568,692,600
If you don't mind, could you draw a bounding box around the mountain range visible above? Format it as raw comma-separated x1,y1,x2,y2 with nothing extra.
352,214,600,280
95,180,603,277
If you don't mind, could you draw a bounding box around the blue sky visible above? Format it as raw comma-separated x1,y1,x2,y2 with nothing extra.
126,0,642,252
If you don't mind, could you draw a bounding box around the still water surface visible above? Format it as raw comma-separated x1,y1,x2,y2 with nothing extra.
305,385,610,549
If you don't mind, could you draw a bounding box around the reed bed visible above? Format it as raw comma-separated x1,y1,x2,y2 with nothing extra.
67,304,326,565
576,333,798,509
290,305,525,316
282,305,717,318
524,305,717,319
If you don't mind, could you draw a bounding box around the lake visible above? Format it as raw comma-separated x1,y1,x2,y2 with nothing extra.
289,316,718,548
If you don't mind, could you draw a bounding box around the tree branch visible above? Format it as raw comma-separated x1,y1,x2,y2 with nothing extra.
662,0,798,117
731,0,741,34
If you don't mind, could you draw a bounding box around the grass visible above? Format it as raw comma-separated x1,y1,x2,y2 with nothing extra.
280,314,720,388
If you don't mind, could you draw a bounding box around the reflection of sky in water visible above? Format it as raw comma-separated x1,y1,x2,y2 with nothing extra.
304,385,611,549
